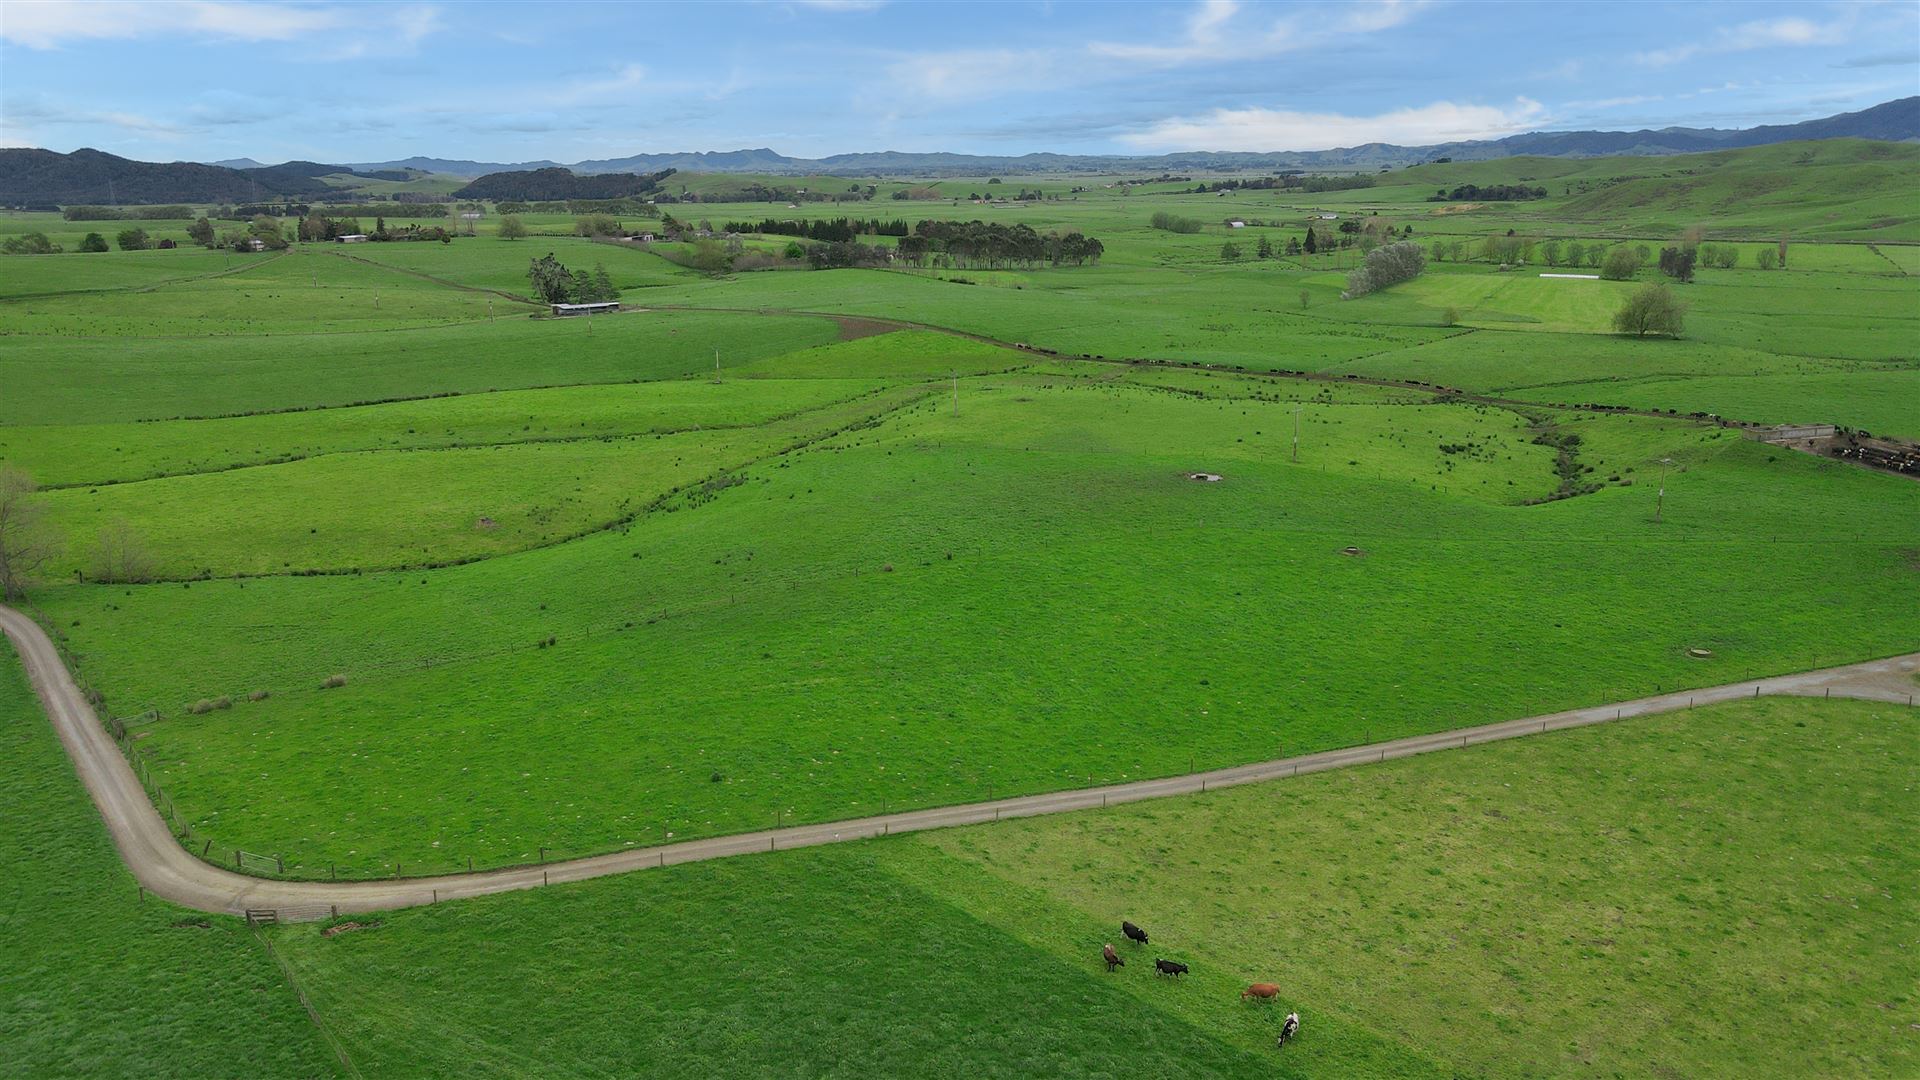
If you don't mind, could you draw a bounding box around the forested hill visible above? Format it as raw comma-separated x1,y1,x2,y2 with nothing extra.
0,148,411,206
450,167,677,201
0,148,336,205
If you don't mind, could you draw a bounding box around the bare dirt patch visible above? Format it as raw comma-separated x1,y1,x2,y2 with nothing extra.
323,920,381,937
833,316,899,342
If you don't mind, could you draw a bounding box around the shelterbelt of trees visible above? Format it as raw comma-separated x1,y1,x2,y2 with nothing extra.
803,219,1106,270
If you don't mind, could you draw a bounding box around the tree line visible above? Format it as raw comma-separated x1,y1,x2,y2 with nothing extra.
899,220,1103,268
455,167,676,202
724,217,913,241
1427,184,1548,202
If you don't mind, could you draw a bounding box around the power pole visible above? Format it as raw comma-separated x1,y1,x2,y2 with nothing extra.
1292,402,1301,463
1655,457,1672,523
952,371,959,415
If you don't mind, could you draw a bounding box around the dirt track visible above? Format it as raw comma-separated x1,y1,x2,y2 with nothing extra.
4,603,1914,922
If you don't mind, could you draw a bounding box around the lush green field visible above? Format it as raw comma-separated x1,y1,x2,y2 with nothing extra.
2,137,1916,1077
258,695,1918,1078
0,640,336,1079
29,379,1919,875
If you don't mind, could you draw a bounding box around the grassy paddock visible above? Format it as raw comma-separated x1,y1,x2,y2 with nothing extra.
264,695,1918,1078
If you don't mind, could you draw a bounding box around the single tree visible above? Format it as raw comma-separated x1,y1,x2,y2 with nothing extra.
1298,288,1311,309
528,253,572,304
78,232,109,252
1220,241,1242,260
1599,247,1640,281
88,518,154,585
0,467,57,601
1255,235,1273,259
689,237,731,274
497,215,528,240
1303,229,1317,255
187,216,215,247
590,264,616,302
1755,247,1777,270
1612,283,1688,338
115,227,151,251
1657,246,1696,283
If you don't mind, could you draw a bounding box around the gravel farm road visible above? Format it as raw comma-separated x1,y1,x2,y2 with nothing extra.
4,603,1915,922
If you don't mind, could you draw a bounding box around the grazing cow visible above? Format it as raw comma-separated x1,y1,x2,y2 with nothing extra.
1122,920,1149,946
1278,1012,1300,1048
1102,944,1124,972
1241,983,1280,1002
1154,958,1189,977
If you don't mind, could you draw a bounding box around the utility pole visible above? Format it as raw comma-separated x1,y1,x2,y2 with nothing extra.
715,348,720,375
1292,402,1301,463
1655,457,1673,523
952,371,959,415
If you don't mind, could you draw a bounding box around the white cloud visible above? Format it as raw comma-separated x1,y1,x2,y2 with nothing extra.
1636,13,1855,67
1,1,440,53
888,48,1054,99
1120,98,1547,151
543,64,648,106
1091,0,1430,67
1563,94,1664,111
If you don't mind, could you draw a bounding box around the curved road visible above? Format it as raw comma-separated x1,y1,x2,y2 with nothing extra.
5,604,1915,922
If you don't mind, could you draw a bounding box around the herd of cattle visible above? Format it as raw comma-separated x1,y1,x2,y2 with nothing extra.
1106,920,1301,1050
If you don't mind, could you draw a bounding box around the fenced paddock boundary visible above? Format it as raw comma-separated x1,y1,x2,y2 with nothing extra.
8,599,1914,922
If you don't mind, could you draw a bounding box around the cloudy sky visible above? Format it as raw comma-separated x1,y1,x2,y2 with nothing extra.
2,0,1915,163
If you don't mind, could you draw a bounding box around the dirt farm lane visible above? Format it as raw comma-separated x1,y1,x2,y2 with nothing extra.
4,603,1915,922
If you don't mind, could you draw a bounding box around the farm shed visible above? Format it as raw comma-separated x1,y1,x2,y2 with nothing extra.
335,234,369,243
551,301,620,317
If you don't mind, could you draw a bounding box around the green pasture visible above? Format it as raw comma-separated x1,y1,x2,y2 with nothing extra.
0,308,844,423
39,383,932,578
30,384,1919,874
1,376,887,488
0,639,334,1079
254,695,1919,1079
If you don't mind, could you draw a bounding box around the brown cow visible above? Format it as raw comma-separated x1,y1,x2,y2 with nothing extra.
1102,944,1124,972
1241,983,1280,1002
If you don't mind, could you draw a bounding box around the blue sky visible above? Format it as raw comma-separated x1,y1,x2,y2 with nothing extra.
2,0,1915,163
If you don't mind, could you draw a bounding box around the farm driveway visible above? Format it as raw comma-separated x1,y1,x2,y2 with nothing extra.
4,603,1915,921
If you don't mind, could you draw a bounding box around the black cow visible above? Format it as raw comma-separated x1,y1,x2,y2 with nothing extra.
1277,1012,1300,1048
1154,958,1188,977
1122,920,1149,946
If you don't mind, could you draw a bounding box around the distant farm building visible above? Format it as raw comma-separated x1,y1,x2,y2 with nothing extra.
551,301,620,317
1318,213,1339,220
1227,219,1246,228
243,238,266,251
335,234,370,243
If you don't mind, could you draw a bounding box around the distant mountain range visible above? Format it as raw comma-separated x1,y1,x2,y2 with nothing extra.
361,97,1919,178
3,97,1914,204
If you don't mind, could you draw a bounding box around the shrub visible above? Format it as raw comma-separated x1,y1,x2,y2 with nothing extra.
1149,211,1203,234
1599,247,1640,281
1612,283,1688,338
115,228,152,251
321,674,347,689
1343,240,1427,298
1441,306,1461,327
78,232,110,253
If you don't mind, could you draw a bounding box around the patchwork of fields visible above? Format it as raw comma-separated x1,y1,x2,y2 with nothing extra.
1,139,1915,1077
